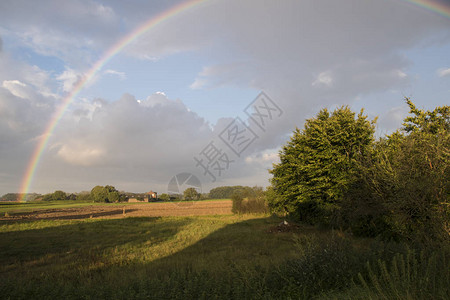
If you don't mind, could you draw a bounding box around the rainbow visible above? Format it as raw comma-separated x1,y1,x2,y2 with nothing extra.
18,0,450,200
403,0,450,18
18,0,208,201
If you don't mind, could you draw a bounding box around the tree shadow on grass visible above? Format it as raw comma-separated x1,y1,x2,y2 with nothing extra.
0,217,192,269
0,215,307,299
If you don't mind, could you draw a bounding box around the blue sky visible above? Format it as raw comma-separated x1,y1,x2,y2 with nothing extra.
0,0,449,195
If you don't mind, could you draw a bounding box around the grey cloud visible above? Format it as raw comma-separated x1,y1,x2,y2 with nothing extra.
0,0,121,67
1,0,449,194
27,92,215,193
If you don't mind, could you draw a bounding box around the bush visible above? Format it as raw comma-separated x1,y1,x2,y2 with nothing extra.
231,187,268,214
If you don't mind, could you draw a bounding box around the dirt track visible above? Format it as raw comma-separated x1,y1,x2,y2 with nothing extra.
1,200,232,221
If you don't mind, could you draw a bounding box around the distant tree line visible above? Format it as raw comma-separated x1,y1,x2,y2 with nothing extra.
209,186,253,199
268,98,449,243
0,193,40,202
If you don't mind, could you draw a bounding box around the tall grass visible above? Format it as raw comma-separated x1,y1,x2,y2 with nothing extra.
1,215,448,299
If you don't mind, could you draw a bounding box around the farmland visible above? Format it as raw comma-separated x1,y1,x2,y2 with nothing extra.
0,199,232,220
1,200,449,299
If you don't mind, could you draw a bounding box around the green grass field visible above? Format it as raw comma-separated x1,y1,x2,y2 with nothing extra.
1,214,448,299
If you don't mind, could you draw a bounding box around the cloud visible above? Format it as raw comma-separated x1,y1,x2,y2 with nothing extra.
437,68,450,77
56,68,83,92
245,149,280,167
0,0,449,194
0,0,120,67
104,69,126,80
189,62,256,90
31,92,214,190
312,71,333,88
376,105,409,136
2,80,30,99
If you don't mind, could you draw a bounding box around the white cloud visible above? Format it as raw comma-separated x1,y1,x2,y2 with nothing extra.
49,93,212,172
2,80,29,99
56,68,83,92
437,68,450,77
245,150,280,167
312,71,333,87
104,69,126,80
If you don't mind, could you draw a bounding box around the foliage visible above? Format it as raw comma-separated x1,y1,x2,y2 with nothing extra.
231,186,268,214
343,99,449,241
183,187,200,200
52,190,67,201
76,192,91,202
402,97,449,134
0,193,41,202
159,193,170,201
90,185,124,203
209,186,249,199
269,106,376,225
357,248,449,300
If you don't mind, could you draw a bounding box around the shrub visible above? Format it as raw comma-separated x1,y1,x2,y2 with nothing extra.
231,187,268,214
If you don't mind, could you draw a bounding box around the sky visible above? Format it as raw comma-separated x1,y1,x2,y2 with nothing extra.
0,0,449,196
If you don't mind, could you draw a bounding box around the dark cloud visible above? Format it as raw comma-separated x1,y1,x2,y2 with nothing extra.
0,0,449,194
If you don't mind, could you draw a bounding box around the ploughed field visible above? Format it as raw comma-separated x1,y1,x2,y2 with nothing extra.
0,200,232,220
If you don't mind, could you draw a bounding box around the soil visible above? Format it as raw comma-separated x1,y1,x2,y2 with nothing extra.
0,200,232,221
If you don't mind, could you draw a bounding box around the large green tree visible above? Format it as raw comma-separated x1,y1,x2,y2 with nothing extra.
344,99,449,240
269,106,376,223
90,185,122,203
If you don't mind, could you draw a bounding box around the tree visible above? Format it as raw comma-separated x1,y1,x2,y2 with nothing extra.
183,188,200,200
52,190,67,201
269,106,376,224
90,185,122,203
91,186,108,203
402,97,449,134
209,186,247,199
159,193,170,201
344,98,449,241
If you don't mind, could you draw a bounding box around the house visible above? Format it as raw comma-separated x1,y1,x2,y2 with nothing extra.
127,191,158,203
147,190,157,200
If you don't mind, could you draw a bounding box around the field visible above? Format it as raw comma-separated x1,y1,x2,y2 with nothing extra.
0,199,232,220
1,201,449,299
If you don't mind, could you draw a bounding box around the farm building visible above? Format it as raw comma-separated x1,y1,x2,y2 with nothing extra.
128,190,158,202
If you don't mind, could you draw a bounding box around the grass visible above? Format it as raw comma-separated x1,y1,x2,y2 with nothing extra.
1,214,448,299
0,200,103,215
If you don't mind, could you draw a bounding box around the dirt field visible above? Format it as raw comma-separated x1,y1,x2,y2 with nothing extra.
1,200,232,221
